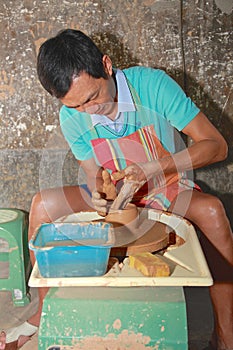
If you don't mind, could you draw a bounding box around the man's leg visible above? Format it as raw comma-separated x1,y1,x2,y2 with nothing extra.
1,185,93,350
169,190,233,350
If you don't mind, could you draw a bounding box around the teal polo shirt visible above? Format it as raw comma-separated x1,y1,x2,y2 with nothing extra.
59,66,200,161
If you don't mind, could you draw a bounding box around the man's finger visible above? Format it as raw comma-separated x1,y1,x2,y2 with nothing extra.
111,170,125,181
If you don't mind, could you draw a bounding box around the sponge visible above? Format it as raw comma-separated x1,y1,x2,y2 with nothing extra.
128,252,170,277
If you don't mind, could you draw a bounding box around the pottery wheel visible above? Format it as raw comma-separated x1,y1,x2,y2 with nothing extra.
110,218,171,256
56,209,171,256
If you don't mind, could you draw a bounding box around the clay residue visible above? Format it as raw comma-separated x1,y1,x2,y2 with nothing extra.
65,330,160,349
112,318,122,330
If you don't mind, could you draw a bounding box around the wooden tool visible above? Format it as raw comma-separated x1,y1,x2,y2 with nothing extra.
110,180,141,211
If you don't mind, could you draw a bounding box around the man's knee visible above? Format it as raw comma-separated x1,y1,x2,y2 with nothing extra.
202,195,226,223
31,191,43,210
30,188,59,213
29,190,53,225
194,193,228,231
30,191,51,217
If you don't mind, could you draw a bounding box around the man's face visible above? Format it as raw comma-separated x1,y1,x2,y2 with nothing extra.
60,55,118,120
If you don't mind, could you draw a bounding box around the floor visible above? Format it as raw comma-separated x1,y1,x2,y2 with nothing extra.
0,285,213,349
185,286,213,349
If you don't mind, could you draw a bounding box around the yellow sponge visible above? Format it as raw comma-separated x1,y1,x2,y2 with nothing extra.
128,252,170,277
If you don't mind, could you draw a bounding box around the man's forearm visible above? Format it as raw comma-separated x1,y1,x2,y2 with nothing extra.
86,174,103,193
147,138,228,179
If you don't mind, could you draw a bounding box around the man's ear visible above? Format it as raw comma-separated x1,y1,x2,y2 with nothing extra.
102,55,113,76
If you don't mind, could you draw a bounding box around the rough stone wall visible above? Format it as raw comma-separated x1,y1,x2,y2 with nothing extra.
0,0,232,212
183,1,233,196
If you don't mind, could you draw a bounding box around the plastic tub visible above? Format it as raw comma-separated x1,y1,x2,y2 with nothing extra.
29,222,114,278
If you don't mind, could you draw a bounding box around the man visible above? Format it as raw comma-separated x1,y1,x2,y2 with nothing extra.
1,29,232,350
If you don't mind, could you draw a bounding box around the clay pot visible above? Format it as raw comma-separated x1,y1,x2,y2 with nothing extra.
105,203,139,229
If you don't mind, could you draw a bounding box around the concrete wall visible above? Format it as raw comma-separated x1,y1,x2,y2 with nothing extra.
0,0,232,212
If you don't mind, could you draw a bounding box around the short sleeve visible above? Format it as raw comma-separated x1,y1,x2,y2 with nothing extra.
155,71,200,131
59,106,94,161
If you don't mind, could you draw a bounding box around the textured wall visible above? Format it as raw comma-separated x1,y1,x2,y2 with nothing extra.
0,0,232,211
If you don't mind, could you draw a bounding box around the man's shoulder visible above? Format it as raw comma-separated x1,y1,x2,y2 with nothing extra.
59,104,82,122
60,105,73,119
122,66,166,80
122,66,167,91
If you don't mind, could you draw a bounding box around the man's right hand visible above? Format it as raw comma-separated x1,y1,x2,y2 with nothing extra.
92,169,117,216
91,189,111,216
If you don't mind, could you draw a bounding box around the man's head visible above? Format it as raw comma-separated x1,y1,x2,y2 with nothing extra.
37,29,108,98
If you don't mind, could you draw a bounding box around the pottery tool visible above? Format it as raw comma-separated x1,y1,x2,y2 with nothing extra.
109,180,141,211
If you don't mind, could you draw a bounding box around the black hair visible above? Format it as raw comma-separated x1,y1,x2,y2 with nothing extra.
37,29,107,98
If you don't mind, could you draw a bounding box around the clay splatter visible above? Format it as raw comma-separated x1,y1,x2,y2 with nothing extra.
66,330,160,349
112,319,122,330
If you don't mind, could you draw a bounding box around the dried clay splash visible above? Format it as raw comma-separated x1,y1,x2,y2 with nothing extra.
66,329,160,350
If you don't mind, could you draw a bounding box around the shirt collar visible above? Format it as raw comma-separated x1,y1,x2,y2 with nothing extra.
91,69,135,127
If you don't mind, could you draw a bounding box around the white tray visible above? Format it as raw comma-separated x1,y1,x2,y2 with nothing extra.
29,209,213,287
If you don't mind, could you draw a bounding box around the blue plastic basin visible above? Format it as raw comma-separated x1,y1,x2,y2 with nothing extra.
29,222,114,278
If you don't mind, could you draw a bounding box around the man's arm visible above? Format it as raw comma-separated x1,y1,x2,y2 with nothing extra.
78,157,103,192
181,111,228,166
116,112,228,183
79,157,117,196
158,111,228,175
79,157,117,215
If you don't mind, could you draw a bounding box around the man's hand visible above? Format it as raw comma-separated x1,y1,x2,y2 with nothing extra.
91,169,117,216
112,163,148,184
102,169,117,200
109,163,149,211
91,189,109,216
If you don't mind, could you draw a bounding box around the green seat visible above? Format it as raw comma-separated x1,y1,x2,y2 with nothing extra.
0,208,31,306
